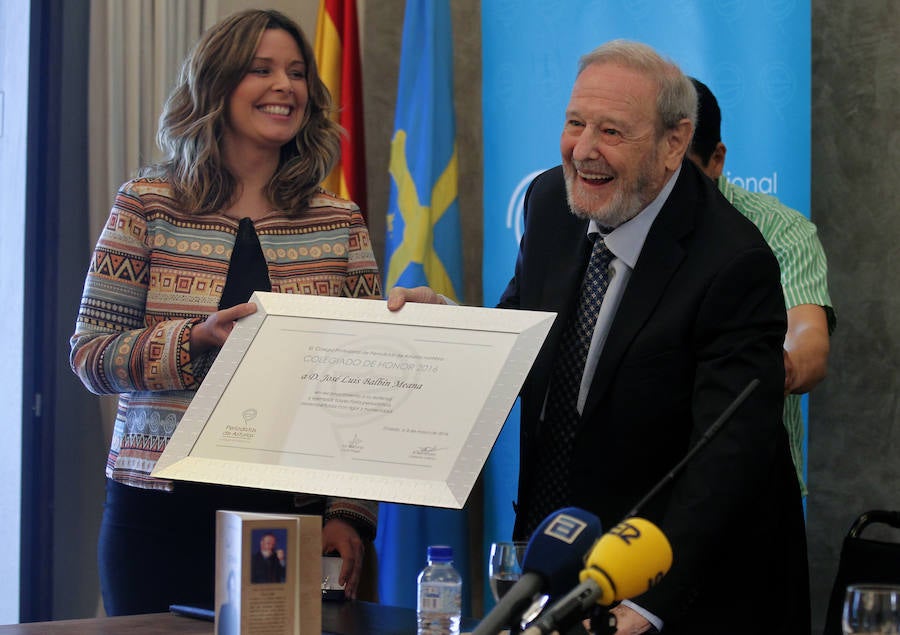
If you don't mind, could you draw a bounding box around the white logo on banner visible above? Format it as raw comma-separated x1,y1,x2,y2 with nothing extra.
725,171,780,194
506,170,546,246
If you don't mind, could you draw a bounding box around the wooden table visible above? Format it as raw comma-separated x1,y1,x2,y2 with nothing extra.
0,601,479,634
0,612,211,635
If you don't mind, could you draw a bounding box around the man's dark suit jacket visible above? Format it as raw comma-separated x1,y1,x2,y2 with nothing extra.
500,161,810,634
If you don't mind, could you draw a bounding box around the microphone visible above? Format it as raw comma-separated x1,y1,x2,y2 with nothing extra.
473,507,601,635
522,517,672,635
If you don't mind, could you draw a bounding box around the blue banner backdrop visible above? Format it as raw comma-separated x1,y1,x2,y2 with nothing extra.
480,0,810,610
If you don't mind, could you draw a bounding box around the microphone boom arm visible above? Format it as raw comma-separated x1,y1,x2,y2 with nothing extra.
624,378,759,518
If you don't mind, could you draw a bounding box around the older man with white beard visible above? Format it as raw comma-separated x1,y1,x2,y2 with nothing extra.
388,39,810,635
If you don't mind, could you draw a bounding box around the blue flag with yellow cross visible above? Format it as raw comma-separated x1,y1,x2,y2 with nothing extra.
384,0,463,302
376,0,470,614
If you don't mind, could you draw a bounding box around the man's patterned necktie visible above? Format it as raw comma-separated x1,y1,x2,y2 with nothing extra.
522,234,614,538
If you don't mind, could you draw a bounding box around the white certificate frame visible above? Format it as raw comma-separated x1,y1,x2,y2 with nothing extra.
153,292,555,509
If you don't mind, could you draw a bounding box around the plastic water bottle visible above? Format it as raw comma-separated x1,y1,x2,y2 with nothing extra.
417,545,462,635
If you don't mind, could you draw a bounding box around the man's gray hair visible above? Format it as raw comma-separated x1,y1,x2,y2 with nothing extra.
578,39,697,131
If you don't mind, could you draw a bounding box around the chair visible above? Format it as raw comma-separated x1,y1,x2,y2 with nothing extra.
824,510,900,635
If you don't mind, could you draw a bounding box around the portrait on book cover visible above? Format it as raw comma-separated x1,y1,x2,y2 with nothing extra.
249,528,288,584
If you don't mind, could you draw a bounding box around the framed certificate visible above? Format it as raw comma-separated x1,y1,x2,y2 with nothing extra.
152,292,555,508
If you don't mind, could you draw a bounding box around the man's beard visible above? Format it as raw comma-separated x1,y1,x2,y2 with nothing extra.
563,150,659,228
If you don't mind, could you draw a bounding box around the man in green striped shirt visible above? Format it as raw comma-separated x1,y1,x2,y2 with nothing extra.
688,77,836,497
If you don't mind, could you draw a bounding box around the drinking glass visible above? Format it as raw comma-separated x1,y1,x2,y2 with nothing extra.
843,584,900,634
488,541,528,602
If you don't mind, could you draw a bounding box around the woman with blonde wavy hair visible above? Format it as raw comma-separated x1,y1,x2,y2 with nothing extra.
71,9,380,615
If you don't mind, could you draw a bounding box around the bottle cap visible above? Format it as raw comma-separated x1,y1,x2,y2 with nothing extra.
427,545,453,562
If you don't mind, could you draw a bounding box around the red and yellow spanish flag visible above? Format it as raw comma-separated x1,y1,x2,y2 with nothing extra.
314,0,368,218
